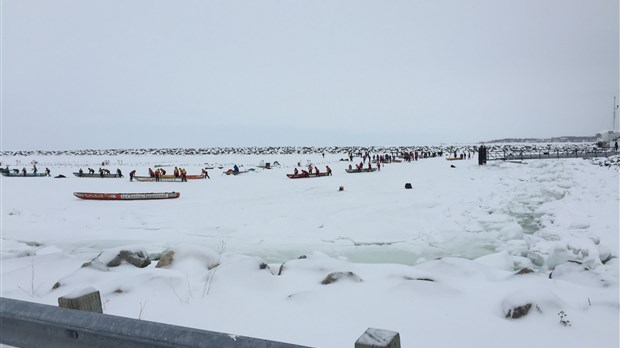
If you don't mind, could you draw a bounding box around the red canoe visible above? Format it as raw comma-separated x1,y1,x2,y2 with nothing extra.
73,192,180,200
286,173,330,179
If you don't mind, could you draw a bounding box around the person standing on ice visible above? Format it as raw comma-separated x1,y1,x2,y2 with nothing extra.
233,164,239,173
326,166,332,176
615,141,618,152
202,168,210,179
315,166,320,176
45,168,51,176
116,169,123,178
129,170,136,181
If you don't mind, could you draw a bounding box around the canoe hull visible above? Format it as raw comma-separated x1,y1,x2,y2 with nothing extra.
73,172,121,178
345,168,377,173
286,173,329,179
1,172,48,177
73,192,180,200
133,176,184,182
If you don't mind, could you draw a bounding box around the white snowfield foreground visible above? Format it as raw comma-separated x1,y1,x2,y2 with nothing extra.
1,153,618,348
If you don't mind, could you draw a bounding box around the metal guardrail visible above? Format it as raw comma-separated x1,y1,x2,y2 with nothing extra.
0,297,311,348
485,148,618,161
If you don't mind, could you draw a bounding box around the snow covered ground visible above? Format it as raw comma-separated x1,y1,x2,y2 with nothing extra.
1,153,618,347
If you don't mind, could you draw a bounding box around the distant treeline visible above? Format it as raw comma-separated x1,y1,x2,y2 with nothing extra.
1,146,460,157
0,143,601,157
485,136,596,143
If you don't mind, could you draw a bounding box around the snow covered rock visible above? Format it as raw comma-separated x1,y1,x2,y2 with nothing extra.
597,245,613,264
81,260,109,272
475,251,514,271
549,261,612,287
501,288,564,319
514,268,534,275
155,250,175,268
107,250,151,268
278,255,308,275
321,271,363,285
528,238,603,269
505,303,534,319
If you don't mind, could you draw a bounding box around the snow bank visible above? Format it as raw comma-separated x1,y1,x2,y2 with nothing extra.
1,153,618,347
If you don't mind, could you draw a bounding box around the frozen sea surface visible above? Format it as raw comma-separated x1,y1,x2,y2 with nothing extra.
1,153,618,348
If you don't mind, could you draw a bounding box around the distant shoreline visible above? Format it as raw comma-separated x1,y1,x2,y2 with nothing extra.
0,141,602,157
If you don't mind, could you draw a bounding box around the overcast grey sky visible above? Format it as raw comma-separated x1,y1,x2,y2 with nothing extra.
2,0,618,150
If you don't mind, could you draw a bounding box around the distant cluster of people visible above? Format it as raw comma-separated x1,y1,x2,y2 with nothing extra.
147,167,186,181
345,151,448,164
10,164,51,176
76,167,122,178
349,160,376,171
292,164,332,177
451,150,471,160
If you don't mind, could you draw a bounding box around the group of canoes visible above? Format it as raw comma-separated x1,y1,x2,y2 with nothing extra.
3,159,387,181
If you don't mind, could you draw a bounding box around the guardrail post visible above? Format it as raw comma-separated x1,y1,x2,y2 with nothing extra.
58,288,103,313
355,328,401,348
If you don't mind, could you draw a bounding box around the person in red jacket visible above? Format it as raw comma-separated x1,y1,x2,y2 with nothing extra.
294,167,299,175
315,166,320,176
326,166,332,176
